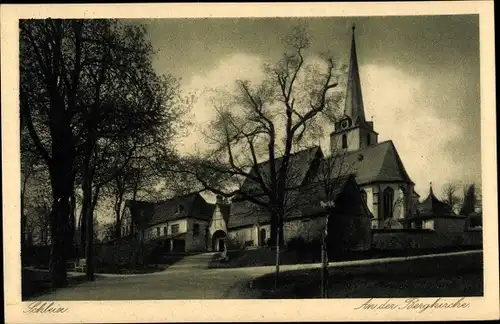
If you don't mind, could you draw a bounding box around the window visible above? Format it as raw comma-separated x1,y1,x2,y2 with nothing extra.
366,134,371,146
156,227,160,237
193,223,200,237
177,205,185,214
342,134,348,149
171,224,180,234
383,187,395,220
164,226,168,236
360,189,367,203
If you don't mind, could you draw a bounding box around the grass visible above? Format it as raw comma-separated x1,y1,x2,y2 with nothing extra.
209,245,483,269
249,251,484,299
22,268,90,300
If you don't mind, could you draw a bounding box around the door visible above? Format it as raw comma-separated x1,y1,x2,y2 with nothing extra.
172,239,185,252
218,239,225,252
259,228,266,246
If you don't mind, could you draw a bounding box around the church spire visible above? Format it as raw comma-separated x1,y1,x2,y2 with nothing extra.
344,24,366,124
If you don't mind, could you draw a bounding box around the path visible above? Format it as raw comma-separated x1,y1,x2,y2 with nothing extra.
27,250,481,300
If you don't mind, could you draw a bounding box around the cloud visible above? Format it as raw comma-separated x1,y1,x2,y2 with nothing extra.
361,64,463,197
176,54,471,200
177,53,266,154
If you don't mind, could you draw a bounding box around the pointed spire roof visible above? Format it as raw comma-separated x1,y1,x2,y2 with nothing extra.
412,182,458,219
344,24,366,124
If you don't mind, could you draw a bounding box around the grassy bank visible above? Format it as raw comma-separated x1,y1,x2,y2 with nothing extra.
248,251,483,298
210,245,483,269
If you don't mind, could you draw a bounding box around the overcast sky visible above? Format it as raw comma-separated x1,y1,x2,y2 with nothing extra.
134,15,480,200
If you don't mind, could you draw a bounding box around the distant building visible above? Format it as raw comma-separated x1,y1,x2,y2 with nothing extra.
409,184,467,232
121,193,215,252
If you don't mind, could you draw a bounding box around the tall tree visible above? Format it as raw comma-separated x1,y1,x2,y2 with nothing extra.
173,26,344,287
20,19,185,286
460,183,478,216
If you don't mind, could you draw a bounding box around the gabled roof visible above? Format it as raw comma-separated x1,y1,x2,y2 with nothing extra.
410,185,458,220
236,146,323,198
125,192,215,229
322,140,414,185
227,174,370,229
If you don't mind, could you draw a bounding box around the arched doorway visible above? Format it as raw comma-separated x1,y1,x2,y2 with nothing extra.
212,230,227,252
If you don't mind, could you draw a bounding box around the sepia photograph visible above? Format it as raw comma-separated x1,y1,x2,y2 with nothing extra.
2,2,498,323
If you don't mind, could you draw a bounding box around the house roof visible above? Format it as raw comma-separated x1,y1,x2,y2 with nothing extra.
322,140,414,186
410,184,457,220
235,146,323,198
125,192,215,229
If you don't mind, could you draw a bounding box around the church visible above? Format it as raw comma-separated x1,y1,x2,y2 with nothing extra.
120,26,418,253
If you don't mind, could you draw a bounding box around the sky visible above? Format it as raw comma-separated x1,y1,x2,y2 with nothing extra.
132,15,481,201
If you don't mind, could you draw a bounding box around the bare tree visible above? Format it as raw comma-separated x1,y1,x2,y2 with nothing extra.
176,26,344,288
441,182,462,213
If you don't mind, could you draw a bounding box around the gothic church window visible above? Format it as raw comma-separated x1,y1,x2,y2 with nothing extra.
383,187,395,219
342,134,348,149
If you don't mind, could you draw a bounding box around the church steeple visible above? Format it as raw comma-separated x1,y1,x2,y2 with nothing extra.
330,24,378,154
344,24,366,124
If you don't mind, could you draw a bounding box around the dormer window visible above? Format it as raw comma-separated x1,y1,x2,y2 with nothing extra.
177,204,185,214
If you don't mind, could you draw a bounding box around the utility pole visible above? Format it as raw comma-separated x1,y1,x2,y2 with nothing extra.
320,200,334,298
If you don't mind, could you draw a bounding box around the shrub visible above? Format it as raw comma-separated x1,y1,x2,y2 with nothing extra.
226,236,244,250
287,236,306,251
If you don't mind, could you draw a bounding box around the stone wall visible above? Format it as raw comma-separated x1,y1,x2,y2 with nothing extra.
372,230,483,250
283,217,325,243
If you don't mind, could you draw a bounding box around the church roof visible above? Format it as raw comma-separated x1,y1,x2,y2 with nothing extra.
344,24,366,125
322,140,414,186
125,192,215,229
235,146,323,198
227,174,362,229
410,184,460,220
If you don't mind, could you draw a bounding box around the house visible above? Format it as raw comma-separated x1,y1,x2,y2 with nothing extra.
408,184,467,232
121,192,216,252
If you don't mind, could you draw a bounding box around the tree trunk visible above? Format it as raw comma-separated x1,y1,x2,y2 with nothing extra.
67,187,76,259
49,194,71,288
274,226,280,290
82,178,95,280
79,208,86,258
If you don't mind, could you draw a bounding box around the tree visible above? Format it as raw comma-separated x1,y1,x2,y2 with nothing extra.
175,26,343,287
441,182,462,213
20,19,186,286
310,140,358,297
460,183,479,216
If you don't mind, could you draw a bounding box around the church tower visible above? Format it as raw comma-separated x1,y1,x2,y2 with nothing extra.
330,25,378,154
